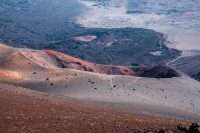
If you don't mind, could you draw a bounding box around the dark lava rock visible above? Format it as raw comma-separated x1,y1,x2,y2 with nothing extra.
177,123,200,133
189,123,200,133
192,72,200,81
33,72,37,74
139,66,181,79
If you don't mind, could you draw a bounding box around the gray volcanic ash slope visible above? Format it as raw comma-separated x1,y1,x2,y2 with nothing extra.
0,0,200,122
169,52,200,82
0,83,192,133
0,44,199,121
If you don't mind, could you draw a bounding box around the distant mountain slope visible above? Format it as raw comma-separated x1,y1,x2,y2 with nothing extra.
0,0,180,66
169,52,200,81
0,0,84,47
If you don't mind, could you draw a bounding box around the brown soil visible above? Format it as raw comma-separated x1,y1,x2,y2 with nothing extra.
0,83,189,133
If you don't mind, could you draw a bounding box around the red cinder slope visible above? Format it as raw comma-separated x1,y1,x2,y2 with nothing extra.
43,50,180,78
43,50,136,76
0,43,180,78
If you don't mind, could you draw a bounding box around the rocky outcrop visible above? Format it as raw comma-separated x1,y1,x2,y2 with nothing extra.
139,66,181,78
